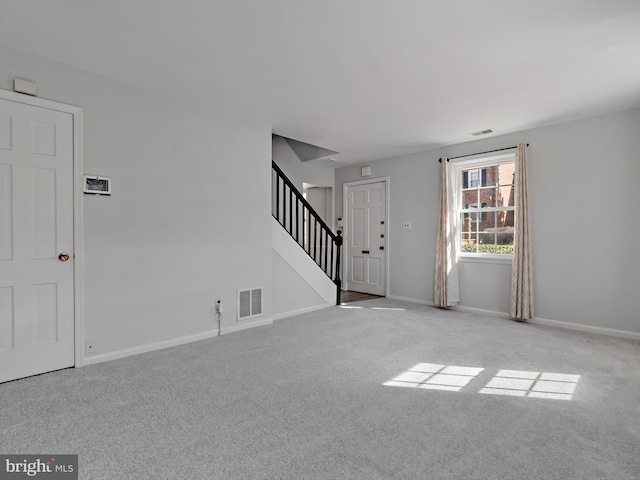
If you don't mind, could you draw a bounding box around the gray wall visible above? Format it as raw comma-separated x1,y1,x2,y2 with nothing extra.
305,186,332,226
271,250,324,316
1,46,273,356
336,107,640,334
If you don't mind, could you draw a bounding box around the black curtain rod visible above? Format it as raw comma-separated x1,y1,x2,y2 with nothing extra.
439,143,529,162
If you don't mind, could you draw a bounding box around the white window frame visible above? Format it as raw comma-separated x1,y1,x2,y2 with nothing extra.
451,152,515,264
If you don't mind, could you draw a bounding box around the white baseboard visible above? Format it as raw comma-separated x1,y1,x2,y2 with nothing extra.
223,316,273,335
453,305,511,319
387,295,435,306
82,317,274,366
272,303,332,321
530,316,640,341
389,295,640,340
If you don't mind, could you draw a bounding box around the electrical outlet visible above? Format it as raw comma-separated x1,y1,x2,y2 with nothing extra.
403,221,412,230
85,340,94,355
216,300,223,314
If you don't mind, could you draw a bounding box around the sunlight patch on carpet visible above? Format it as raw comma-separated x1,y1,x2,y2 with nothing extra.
384,365,580,400
479,370,580,401
383,363,483,392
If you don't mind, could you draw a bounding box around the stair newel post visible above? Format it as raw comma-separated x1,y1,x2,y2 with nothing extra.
334,230,343,305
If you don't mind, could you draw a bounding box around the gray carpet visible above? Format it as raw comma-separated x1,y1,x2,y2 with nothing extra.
2,298,639,479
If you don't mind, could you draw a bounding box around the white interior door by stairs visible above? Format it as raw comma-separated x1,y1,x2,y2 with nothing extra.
0,97,75,383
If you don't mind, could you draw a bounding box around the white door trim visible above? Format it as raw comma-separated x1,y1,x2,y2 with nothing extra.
0,89,85,368
343,176,390,297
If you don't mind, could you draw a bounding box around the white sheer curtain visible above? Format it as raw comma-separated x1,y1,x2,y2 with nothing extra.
434,158,459,307
509,143,534,320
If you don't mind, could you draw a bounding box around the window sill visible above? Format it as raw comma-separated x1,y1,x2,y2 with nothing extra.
458,254,513,265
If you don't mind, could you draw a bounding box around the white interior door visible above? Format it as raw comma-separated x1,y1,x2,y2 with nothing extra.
0,98,75,383
346,181,386,295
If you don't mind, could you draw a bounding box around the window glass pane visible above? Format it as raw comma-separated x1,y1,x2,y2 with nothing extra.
497,230,514,248
498,163,515,186
461,232,477,253
467,169,480,188
479,187,496,207
460,213,477,235
484,165,498,187
480,211,497,240
495,210,514,253
462,188,479,209
479,232,496,248
464,205,484,225
497,185,514,207
499,209,515,229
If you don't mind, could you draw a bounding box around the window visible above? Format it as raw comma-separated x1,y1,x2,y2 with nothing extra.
454,153,515,257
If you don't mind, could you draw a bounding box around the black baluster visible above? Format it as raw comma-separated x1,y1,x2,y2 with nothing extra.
295,196,300,244
319,228,324,270
275,172,280,223
288,187,293,235
313,216,317,263
324,231,328,273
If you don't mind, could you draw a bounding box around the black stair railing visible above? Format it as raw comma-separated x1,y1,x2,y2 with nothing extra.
272,161,343,305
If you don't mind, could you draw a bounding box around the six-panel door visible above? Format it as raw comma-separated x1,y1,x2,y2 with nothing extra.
0,98,74,383
347,181,386,296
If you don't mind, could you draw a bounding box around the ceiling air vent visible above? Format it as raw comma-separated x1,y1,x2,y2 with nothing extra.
471,129,494,137
238,287,263,320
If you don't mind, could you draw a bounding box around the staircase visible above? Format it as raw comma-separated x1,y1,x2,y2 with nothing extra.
272,161,343,305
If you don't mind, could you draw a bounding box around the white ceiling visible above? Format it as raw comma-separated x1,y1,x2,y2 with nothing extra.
1,0,639,166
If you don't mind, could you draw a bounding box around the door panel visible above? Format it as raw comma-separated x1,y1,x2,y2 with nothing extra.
31,120,57,156
0,98,74,383
368,257,382,286
346,181,386,295
0,113,11,150
33,283,58,345
32,168,58,258
352,257,364,282
0,286,13,351
0,164,12,260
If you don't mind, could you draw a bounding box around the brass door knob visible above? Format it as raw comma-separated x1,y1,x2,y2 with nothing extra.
58,252,70,262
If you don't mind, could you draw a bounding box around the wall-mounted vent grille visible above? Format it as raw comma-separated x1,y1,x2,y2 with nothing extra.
238,287,263,320
471,129,494,137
